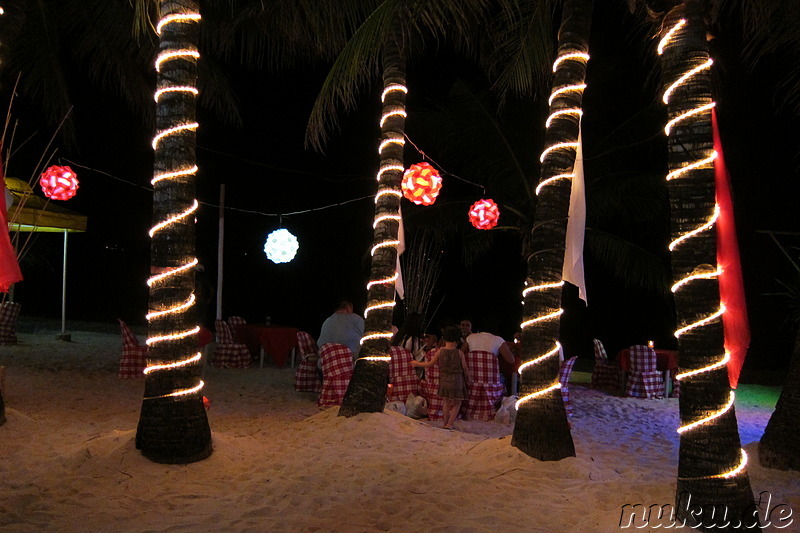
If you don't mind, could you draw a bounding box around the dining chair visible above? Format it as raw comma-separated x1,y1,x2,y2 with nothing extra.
317,343,354,408
387,346,419,403
417,349,444,421
118,319,148,378
294,331,322,393
213,319,251,368
0,301,21,345
624,345,666,399
463,350,505,421
590,338,625,395
559,356,578,416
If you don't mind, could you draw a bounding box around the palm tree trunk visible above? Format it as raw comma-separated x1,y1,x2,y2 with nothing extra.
339,34,407,417
656,2,757,528
135,0,211,464
511,0,591,460
759,326,800,470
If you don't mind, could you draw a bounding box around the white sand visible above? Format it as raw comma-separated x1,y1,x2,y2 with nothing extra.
1,324,798,532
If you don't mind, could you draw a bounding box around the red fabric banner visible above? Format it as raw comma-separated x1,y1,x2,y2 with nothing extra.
0,151,24,293
712,109,750,388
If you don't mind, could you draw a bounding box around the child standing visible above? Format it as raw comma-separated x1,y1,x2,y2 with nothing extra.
412,325,471,430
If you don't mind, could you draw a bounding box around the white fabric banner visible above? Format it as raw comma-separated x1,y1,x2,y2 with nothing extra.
395,206,406,300
562,128,587,303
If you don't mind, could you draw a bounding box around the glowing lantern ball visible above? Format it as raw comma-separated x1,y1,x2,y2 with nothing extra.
264,228,299,264
468,199,500,230
40,165,79,200
402,162,442,206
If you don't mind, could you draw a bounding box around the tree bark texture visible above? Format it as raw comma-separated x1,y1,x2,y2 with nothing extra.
657,2,756,528
136,0,212,464
511,0,592,460
339,36,407,417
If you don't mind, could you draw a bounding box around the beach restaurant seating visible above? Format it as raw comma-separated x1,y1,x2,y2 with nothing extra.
0,301,21,345
294,331,322,393
387,346,419,403
590,338,625,395
418,349,444,420
213,319,251,368
317,343,354,408
463,350,504,421
559,356,578,416
623,345,666,399
118,319,147,378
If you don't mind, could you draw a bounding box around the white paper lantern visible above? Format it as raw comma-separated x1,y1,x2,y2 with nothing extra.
264,228,299,263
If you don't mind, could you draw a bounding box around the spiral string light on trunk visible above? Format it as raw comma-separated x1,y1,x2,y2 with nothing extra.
659,17,745,481
145,8,203,400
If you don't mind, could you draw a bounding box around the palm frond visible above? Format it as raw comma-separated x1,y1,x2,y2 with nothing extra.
584,228,671,295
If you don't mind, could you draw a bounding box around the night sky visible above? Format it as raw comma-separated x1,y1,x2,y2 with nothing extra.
5,3,799,381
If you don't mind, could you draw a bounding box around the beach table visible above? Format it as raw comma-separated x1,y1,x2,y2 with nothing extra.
235,324,298,368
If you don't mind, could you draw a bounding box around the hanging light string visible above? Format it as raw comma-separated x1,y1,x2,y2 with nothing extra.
144,7,203,400
359,81,408,356
516,48,589,411
659,17,745,481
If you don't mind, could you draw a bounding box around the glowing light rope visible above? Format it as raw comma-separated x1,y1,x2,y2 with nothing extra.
376,163,405,180
367,272,398,290
147,258,199,287
657,18,686,55
662,58,714,104
549,84,587,106
520,308,563,329
380,108,407,128
671,265,722,293
546,108,583,128
155,48,200,73
539,142,579,163
361,356,391,361
155,86,199,102
676,351,730,381
152,122,199,150
149,199,199,237
535,174,573,196
373,214,401,229
374,188,402,203
664,102,715,135
371,240,400,256
144,380,204,400
381,83,407,102
379,135,405,153
518,341,562,374
146,293,196,321
152,165,198,185
552,51,590,72
666,150,717,181
146,325,201,346
522,280,564,297
360,332,394,345
674,304,726,338
678,390,735,434
144,352,202,375
364,301,396,318
156,12,202,34
669,204,719,251
515,383,561,410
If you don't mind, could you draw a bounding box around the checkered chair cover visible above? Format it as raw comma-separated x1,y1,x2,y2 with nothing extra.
624,345,666,399
418,349,444,420
213,319,251,368
317,343,354,408
387,346,419,402
464,350,504,421
227,316,246,341
559,356,578,416
591,338,625,394
0,302,21,345
118,319,147,378
294,331,322,393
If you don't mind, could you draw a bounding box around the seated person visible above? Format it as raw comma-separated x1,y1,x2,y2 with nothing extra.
317,298,364,368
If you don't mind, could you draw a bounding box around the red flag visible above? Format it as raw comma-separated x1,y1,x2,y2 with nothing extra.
712,109,749,388
0,152,24,293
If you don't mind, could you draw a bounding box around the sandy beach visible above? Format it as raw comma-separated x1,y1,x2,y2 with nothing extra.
1,320,798,532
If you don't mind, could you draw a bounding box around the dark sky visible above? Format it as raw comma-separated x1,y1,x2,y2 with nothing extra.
6,3,799,379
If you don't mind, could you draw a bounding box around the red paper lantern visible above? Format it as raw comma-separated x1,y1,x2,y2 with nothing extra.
468,198,500,230
40,165,79,201
402,162,442,206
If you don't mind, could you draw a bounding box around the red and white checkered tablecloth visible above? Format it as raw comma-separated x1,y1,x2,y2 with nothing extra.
317,343,354,408
464,350,504,421
117,319,147,378
294,331,322,392
387,346,419,402
418,350,444,420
